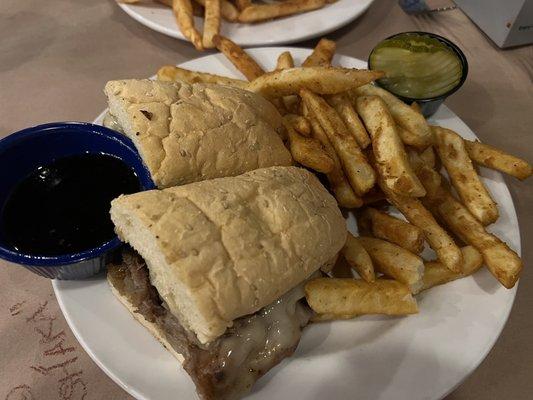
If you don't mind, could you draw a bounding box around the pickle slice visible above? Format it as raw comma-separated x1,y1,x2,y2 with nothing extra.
370,34,463,99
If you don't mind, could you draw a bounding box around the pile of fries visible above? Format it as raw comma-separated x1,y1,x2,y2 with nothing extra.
121,0,334,50
156,36,531,321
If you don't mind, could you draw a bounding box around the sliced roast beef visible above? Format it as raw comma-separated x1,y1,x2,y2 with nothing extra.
108,247,313,400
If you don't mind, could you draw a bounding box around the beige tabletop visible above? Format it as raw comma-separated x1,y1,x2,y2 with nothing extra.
1,1,532,399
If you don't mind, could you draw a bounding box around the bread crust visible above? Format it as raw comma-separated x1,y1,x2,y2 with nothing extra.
110,166,346,343
104,79,292,188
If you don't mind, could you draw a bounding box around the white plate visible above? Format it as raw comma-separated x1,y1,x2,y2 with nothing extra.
54,48,520,400
117,0,375,47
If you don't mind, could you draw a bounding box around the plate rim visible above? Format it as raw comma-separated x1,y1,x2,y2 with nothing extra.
54,47,520,400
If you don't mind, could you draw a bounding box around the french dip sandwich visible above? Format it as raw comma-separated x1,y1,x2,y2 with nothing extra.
107,166,347,400
103,79,292,188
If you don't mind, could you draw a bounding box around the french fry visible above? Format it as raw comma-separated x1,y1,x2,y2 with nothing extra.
276,51,295,70
238,0,326,23
420,146,436,169
300,89,376,196
157,65,248,88
377,173,463,273
419,168,523,288
357,236,424,293
415,246,483,294
353,84,433,148
233,0,250,11
359,208,424,254
247,67,384,98
411,102,422,114
274,52,300,113
433,126,498,225
202,0,220,49
356,96,426,197
172,0,204,50
395,124,427,149
464,140,532,180
194,0,238,21
342,232,375,282
283,117,334,174
305,278,418,318
302,38,336,67
407,146,436,173
308,116,363,208
213,35,265,81
327,93,371,149
284,114,311,137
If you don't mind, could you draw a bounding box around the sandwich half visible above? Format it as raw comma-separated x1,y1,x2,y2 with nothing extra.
103,79,292,188
107,166,346,400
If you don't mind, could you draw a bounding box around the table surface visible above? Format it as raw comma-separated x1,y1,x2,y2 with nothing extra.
1,1,532,399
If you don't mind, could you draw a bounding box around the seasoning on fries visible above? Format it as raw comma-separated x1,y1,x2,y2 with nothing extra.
356,95,426,197
213,35,265,80
172,0,203,50
302,38,336,67
342,232,375,282
434,126,499,225
306,278,419,319
359,208,424,254
247,67,384,98
301,89,376,196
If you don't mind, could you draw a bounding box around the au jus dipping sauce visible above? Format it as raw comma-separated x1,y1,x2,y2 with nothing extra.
1,153,140,256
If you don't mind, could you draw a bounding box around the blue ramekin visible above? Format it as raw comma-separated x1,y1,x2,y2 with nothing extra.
0,122,155,280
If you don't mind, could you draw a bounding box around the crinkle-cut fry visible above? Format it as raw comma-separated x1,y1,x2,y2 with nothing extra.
464,140,532,180
395,124,428,150
283,117,334,174
173,0,204,50
157,65,248,88
213,35,265,81
415,246,483,294
420,146,436,169
357,236,424,293
407,146,436,174
238,0,326,23
247,67,384,98
433,126,499,225
202,0,220,49
356,95,426,197
327,93,371,149
308,117,363,208
194,0,238,21
301,89,376,196
274,52,300,114
305,278,418,318
353,84,433,148
418,167,523,289
360,207,425,254
376,170,463,273
276,51,295,70
342,232,375,282
302,38,337,67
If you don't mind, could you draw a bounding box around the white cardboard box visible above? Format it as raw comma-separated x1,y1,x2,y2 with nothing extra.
455,0,533,48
